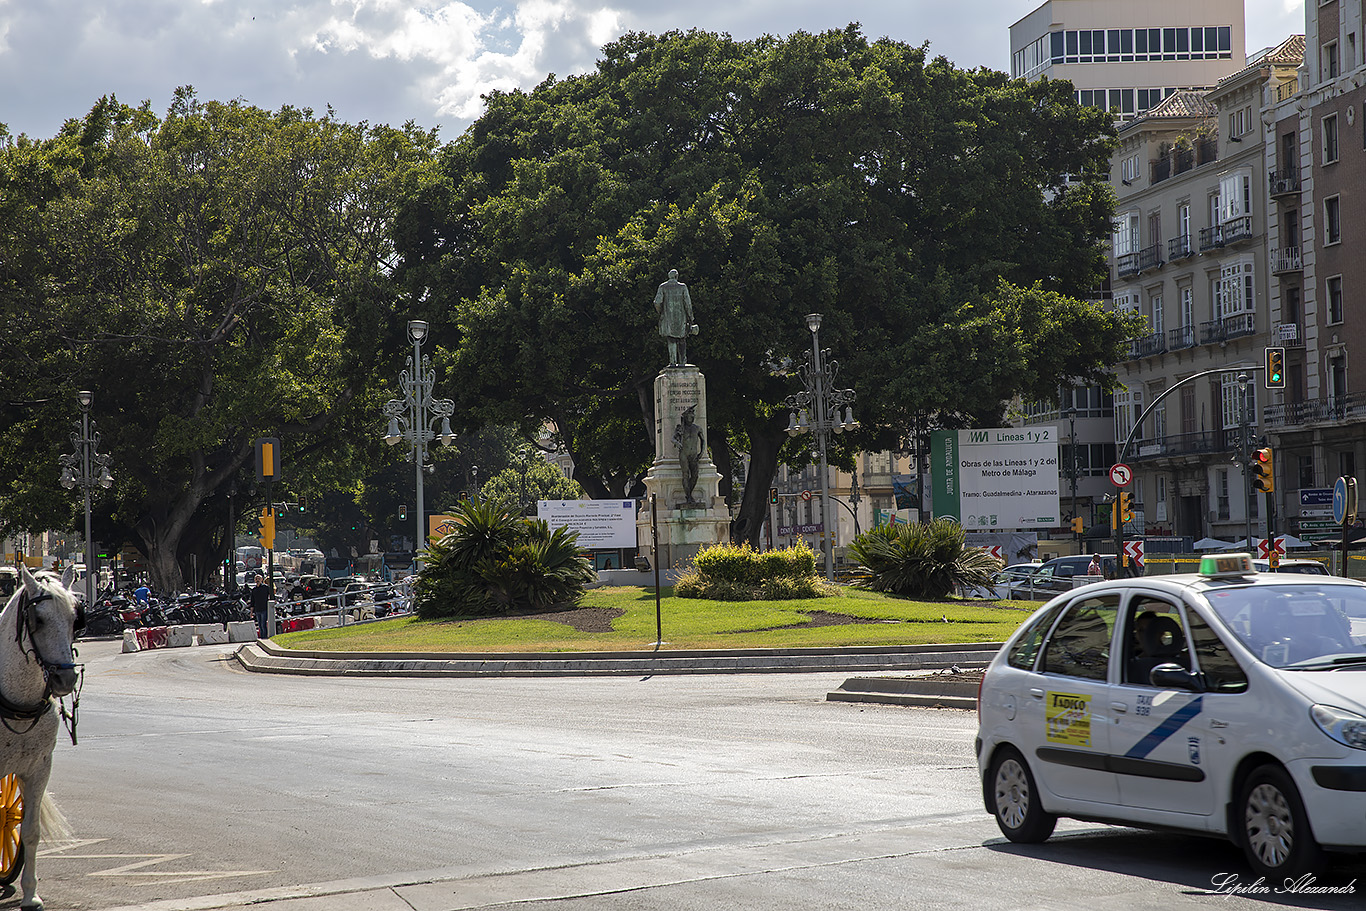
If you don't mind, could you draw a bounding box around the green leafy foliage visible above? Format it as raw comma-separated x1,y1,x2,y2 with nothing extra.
396,26,1133,543
848,518,1001,599
414,498,595,618
675,543,831,601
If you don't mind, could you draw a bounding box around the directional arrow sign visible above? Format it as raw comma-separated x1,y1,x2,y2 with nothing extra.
1110,463,1133,487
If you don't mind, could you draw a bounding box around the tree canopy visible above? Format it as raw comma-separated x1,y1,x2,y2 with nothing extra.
395,26,1138,543
0,91,440,590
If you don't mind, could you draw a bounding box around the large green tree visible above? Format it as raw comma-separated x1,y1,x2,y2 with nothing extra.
395,26,1138,544
0,91,439,590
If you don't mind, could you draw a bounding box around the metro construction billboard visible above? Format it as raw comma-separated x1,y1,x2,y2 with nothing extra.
931,428,1061,530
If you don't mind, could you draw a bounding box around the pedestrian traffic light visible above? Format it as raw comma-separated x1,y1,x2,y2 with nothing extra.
1071,516,1083,534
1119,491,1134,524
1265,347,1285,389
399,504,407,521
258,507,276,549
768,486,779,506
1252,447,1275,492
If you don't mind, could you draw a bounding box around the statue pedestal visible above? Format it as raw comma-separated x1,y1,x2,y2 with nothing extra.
637,365,730,571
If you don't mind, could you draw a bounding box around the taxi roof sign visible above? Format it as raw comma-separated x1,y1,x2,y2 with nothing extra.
1199,553,1256,578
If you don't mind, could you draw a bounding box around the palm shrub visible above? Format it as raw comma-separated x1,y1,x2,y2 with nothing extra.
674,544,832,601
847,518,1000,599
414,499,595,618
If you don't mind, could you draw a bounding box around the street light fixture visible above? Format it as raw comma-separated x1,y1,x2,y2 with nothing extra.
58,390,113,608
786,313,858,582
382,319,455,571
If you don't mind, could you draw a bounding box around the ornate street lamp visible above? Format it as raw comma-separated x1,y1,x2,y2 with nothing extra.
58,390,113,607
785,313,858,582
382,320,455,571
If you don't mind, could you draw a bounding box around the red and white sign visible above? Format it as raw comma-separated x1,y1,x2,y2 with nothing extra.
1109,463,1133,487
1257,537,1287,559
800,489,813,502
1122,540,1145,567
984,545,1004,563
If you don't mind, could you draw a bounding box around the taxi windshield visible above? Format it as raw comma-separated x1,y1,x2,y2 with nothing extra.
1204,583,1366,669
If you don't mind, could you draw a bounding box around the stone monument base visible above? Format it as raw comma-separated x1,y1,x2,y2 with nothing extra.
637,364,730,572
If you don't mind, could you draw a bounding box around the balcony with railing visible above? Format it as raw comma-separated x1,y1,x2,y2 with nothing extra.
1220,215,1253,245
1128,431,1222,462
1274,77,1299,104
1167,234,1194,260
1264,392,1366,428
1269,245,1302,274
1199,313,1256,345
1199,224,1222,252
1116,251,1140,278
1137,243,1163,272
1127,331,1167,360
1269,167,1301,197
1168,324,1196,351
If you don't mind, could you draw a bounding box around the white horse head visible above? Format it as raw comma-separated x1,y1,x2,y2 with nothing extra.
14,564,82,697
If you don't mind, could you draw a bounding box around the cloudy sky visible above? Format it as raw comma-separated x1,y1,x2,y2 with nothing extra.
1,0,1305,141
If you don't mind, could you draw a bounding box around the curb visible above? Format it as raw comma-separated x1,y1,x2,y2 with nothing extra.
826,674,983,709
235,639,1003,677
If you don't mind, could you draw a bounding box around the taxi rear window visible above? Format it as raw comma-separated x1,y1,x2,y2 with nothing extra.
1006,603,1065,671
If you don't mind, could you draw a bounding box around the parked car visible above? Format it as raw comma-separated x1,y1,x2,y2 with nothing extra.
1252,558,1331,575
964,563,1045,600
977,552,1366,879
1011,555,1118,599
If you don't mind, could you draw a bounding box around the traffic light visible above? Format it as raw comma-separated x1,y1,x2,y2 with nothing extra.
1252,447,1275,492
769,486,779,506
258,507,276,549
398,504,407,521
1119,491,1134,524
1265,347,1286,389
1071,516,1083,534
298,496,306,513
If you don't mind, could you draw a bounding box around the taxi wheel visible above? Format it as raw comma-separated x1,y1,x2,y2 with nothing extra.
0,773,23,886
988,747,1056,843
1239,765,1324,879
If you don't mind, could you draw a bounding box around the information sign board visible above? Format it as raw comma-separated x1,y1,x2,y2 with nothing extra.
930,428,1061,529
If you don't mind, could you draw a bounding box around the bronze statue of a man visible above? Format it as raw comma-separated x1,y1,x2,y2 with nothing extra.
654,269,696,366
672,405,705,506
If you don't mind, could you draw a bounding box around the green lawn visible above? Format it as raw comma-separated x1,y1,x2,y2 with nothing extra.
272,586,1037,653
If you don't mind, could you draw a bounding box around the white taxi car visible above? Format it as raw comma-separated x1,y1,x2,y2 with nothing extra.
976,553,1366,878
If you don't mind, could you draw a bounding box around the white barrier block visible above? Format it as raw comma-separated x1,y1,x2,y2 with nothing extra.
166,626,196,648
200,627,229,645
315,615,339,628
122,629,141,652
227,621,257,642
192,624,222,638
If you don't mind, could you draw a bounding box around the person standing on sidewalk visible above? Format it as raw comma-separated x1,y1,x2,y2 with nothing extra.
250,573,271,637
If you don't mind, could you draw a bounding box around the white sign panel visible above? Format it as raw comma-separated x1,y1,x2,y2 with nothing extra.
930,428,1061,529
537,500,638,548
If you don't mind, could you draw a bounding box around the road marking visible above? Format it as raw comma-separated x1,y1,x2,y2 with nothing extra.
39,838,271,884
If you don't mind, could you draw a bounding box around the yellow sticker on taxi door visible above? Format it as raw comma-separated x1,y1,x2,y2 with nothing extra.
1046,691,1092,746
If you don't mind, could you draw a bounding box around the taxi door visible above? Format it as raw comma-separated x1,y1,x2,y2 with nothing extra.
1028,593,1121,806
1110,594,1215,816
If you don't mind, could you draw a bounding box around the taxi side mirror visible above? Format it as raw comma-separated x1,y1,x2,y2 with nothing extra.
1149,663,1206,692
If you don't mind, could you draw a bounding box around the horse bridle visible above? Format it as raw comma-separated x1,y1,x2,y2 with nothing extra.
1,585,84,743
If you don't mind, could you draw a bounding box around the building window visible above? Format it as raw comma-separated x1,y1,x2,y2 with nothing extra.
1299,454,1315,490
1323,114,1340,164
1326,275,1344,324
1180,286,1193,327
1221,373,1254,429
1324,41,1340,81
1284,285,1301,324
1217,469,1231,520
1325,196,1342,244
1149,293,1164,335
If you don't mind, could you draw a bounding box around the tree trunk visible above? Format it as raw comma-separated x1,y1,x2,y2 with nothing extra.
737,420,786,549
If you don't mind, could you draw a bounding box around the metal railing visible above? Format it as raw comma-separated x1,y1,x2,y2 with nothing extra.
1167,234,1194,259
1137,243,1163,272
1269,245,1302,273
1269,167,1301,196
1168,325,1196,350
1199,313,1256,345
1116,252,1140,278
1127,430,1221,461
1263,393,1366,428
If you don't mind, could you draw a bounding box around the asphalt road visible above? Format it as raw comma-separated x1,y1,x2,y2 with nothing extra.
20,639,1366,910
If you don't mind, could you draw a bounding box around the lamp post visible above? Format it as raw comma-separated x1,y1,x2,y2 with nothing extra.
785,313,859,582
1064,406,1079,551
59,390,113,608
383,320,455,571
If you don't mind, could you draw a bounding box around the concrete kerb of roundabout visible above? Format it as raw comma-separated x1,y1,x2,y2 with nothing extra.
235,637,1002,709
